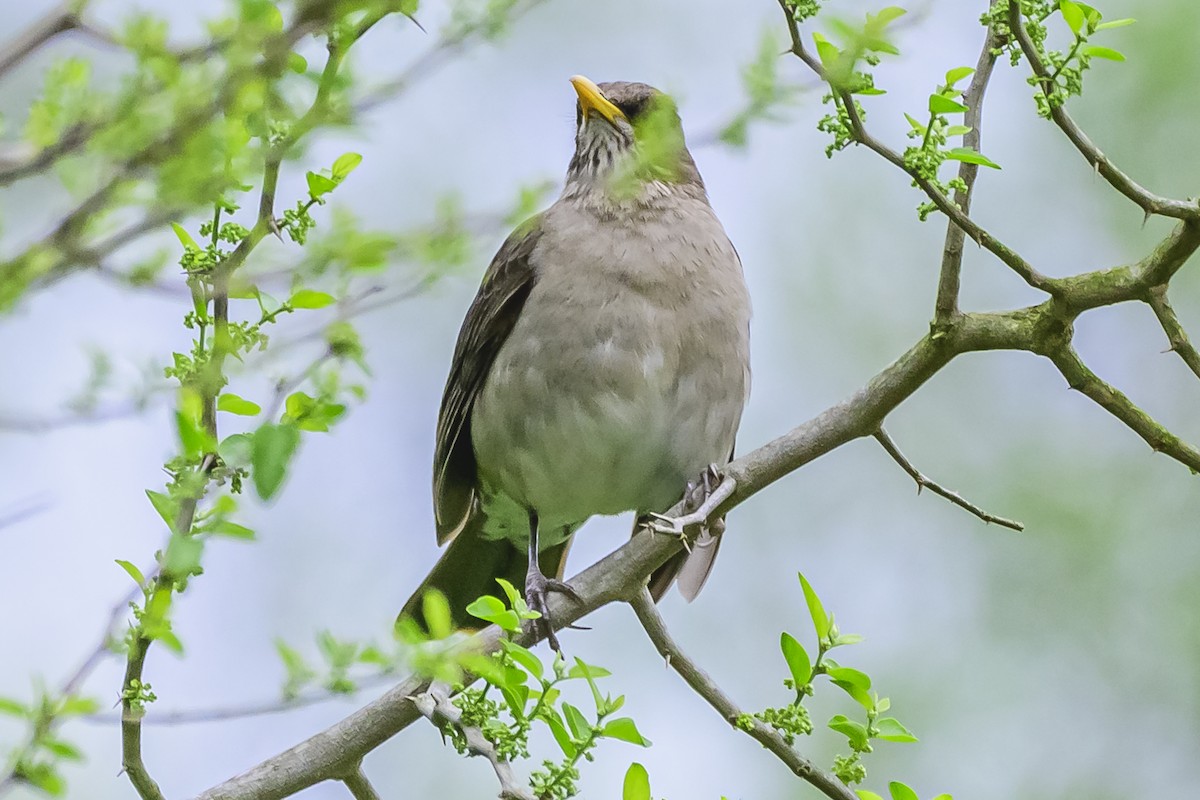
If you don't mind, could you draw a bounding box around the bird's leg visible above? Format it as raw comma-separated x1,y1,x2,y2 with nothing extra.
647,464,735,540
524,511,581,651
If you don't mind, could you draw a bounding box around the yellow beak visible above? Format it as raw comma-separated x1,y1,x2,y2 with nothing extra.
569,75,626,125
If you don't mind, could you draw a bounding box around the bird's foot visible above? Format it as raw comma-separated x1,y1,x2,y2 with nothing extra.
647,464,735,542
525,568,582,652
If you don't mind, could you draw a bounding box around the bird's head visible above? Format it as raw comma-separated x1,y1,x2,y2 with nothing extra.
564,76,703,202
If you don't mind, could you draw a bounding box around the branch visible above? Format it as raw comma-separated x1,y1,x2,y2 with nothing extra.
873,428,1024,530
775,0,1057,293
934,25,1001,324
1147,284,1200,381
1044,342,1200,472
121,634,166,800
0,2,78,79
413,684,535,800
1006,2,1200,221
628,588,856,800
340,768,382,800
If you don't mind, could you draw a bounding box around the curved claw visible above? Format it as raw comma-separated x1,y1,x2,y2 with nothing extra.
647,470,736,538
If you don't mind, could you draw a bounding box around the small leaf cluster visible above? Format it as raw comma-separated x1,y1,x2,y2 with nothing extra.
0,691,97,797
400,584,651,800
744,574,919,789
274,633,402,700
285,153,363,245
984,1,1134,116
719,29,798,148
901,67,1001,220
806,8,905,157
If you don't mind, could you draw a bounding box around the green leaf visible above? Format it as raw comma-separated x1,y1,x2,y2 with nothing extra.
566,661,612,680
572,657,608,713
306,171,337,198
1083,45,1125,61
42,738,83,761
563,702,591,741
546,712,577,758
115,559,146,587
287,52,307,74
931,795,955,800
944,125,972,137
826,665,871,690
170,222,200,250
828,714,870,750
146,490,178,532
857,793,885,800
217,393,262,416
1060,0,1084,35
57,695,99,716
602,717,651,746
218,433,253,467
207,520,256,540
623,763,651,800
944,66,974,86
0,697,26,717
928,93,968,114
251,423,301,500
812,32,840,69
798,573,831,640
465,595,521,631
903,113,926,133
501,640,543,680
163,531,204,578
1095,18,1135,30
288,289,336,309
876,716,919,742
944,147,1002,169
780,632,812,688
331,152,363,181
889,782,920,800
422,589,453,639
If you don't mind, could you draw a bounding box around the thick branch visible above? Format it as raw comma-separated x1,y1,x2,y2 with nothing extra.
629,589,856,800
1146,285,1200,381
935,26,1001,324
874,428,1024,530
413,685,535,800
1006,2,1199,221
121,635,166,800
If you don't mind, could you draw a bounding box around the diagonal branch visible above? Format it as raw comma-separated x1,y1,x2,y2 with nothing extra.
873,428,1024,530
413,684,535,800
628,588,856,800
1006,2,1200,221
1146,284,1200,381
1044,342,1200,472
934,25,1001,324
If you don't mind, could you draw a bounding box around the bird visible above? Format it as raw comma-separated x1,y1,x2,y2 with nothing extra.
398,75,751,650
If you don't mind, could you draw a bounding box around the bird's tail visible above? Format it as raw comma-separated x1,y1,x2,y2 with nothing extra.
398,514,571,631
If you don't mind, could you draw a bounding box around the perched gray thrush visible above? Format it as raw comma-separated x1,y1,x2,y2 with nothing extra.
399,76,751,649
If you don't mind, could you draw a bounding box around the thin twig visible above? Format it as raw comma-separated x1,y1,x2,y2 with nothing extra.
1146,285,1200,381
628,589,857,800
934,25,1001,324
775,0,1058,294
413,684,536,800
340,767,382,800
873,428,1024,530
1006,2,1199,221
0,3,77,79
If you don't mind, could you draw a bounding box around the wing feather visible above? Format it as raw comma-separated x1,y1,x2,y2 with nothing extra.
432,218,542,544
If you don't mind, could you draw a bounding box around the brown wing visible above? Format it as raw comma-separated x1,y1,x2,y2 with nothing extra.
432,218,543,544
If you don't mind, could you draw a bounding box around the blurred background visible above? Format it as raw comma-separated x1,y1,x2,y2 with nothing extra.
1,0,1198,798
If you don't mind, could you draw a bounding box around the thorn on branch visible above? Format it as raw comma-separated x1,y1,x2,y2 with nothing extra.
873,428,1024,531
